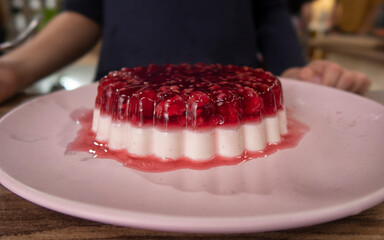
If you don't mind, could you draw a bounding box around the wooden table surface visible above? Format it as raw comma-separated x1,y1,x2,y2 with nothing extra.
1,90,383,240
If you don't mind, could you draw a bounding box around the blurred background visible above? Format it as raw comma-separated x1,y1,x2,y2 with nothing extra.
291,0,384,91
0,0,98,94
0,0,383,94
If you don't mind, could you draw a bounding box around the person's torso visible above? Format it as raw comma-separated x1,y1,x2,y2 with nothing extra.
97,0,257,79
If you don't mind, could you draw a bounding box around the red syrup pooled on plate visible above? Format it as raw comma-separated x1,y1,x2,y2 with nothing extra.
67,109,309,172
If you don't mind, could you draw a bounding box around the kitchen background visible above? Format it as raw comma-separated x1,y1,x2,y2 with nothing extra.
0,0,383,93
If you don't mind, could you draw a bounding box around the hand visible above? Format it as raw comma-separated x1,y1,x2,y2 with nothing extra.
281,60,371,94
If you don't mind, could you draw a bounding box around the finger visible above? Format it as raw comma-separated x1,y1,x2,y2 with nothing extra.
306,60,328,75
351,72,371,94
335,71,356,91
281,66,321,84
321,62,343,87
296,67,320,83
280,67,300,79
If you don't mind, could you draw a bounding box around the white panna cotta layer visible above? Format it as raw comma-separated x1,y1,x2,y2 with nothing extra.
91,108,288,161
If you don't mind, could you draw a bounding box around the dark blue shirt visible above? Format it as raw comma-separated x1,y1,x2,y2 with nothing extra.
64,0,305,80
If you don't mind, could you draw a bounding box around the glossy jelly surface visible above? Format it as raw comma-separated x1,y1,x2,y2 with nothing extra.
95,63,283,129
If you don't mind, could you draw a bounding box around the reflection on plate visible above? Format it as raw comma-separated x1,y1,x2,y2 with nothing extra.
0,78,383,233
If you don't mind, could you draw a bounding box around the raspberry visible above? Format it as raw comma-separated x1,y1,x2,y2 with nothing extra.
111,85,143,121
254,83,277,116
155,94,186,116
99,81,128,114
187,91,210,108
214,90,243,124
128,88,158,125
154,93,187,127
238,87,263,120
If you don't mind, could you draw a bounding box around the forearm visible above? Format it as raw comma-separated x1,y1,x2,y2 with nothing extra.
0,11,101,101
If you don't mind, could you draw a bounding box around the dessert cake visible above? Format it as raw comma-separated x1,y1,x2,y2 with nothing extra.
91,63,287,162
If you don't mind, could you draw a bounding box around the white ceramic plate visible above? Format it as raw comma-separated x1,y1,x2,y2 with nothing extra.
1,79,384,233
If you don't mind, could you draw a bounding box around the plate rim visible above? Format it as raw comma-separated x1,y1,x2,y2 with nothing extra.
2,166,384,233
1,79,384,233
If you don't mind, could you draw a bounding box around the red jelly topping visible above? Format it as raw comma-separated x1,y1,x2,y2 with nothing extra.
95,63,284,129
